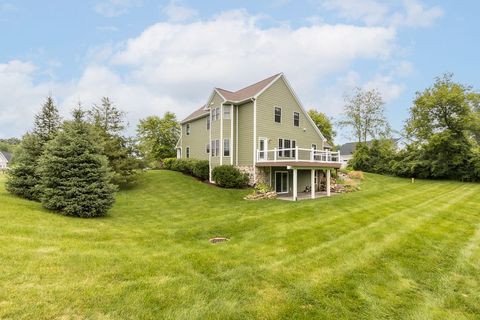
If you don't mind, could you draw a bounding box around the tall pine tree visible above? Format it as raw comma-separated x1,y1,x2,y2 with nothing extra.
38,108,116,217
88,97,142,188
6,96,61,200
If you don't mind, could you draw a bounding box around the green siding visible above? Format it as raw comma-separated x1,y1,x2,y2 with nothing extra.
180,116,209,160
210,92,225,167
237,101,254,166
256,77,324,157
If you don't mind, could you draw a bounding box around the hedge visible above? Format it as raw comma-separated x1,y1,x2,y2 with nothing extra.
163,158,209,181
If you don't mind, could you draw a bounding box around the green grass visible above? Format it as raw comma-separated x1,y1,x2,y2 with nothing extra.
1,171,480,319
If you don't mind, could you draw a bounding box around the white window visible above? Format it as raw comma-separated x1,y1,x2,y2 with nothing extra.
211,140,220,157
278,138,283,157
206,116,210,130
186,147,190,158
212,107,220,121
284,139,291,157
206,143,210,154
224,105,231,119
312,144,317,150
292,140,296,158
186,123,190,135
224,139,230,157
293,112,300,127
216,140,220,157
274,107,282,123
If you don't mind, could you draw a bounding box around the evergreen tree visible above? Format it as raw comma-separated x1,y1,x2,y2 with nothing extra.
88,97,142,188
6,97,61,200
34,96,61,141
38,108,116,218
5,133,43,200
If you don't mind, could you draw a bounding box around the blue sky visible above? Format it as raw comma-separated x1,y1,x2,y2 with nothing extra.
0,0,479,143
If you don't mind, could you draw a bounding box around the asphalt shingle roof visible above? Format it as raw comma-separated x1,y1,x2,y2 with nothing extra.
0,151,12,162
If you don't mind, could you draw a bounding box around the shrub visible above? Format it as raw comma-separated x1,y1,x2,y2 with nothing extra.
347,171,364,180
254,182,272,194
212,165,249,188
192,160,209,180
163,158,209,181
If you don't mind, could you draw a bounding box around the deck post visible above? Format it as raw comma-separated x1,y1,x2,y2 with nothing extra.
311,169,315,199
274,148,277,162
326,169,331,197
293,168,298,201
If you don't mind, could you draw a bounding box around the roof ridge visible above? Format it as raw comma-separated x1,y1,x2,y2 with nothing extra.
232,73,282,94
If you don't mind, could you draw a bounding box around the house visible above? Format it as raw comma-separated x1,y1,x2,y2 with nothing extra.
176,73,341,201
339,139,400,168
0,151,12,170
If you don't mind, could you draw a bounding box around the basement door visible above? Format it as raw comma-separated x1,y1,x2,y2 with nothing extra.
275,171,289,194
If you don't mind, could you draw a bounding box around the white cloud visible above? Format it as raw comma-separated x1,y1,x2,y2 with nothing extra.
162,0,198,22
94,0,142,17
321,0,443,28
0,10,406,138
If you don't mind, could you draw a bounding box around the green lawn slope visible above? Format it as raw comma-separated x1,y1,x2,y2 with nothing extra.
1,171,480,319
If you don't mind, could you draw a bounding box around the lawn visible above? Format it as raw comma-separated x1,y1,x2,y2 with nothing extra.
1,171,480,319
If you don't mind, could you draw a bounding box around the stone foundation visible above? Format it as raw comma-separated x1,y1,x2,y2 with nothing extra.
236,165,270,186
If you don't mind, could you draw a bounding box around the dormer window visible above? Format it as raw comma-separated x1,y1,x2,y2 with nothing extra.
274,107,282,123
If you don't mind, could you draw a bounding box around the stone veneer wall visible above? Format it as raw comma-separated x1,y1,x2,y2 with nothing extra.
236,166,270,186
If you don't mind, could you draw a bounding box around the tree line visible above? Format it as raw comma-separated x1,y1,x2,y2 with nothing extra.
345,74,480,182
6,97,181,217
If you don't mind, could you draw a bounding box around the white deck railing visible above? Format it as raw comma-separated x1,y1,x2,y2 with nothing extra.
256,147,341,163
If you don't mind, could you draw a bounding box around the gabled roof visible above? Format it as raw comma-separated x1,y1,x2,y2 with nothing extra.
340,139,399,155
0,151,12,162
180,105,209,124
215,73,282,102
181,73,282,124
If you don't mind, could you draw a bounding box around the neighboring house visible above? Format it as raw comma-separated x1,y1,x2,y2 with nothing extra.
339,139,399,168
0,151,12,170
177,73,341,201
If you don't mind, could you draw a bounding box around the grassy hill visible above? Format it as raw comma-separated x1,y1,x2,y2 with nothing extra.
1,171,480,319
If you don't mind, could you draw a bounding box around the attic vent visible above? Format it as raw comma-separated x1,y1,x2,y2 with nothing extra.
209,237,229,244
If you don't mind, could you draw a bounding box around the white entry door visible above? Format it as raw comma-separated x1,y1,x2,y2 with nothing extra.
258,138,268,161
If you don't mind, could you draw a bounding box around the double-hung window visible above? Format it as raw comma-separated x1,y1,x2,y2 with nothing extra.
186,123,190,135
224,106,231,119
274,107,282,123
223,139,230,156
206,116,210,130
292,140,296,158
186,147,190,158
206,143,210,154
278,138,283,157
215,108,220,121
293,112,300,127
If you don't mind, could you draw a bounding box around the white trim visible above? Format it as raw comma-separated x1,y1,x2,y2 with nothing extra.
230,104,234,165
253,98,257,182
292,168,298,201
235,105,239,166
253,73,283,99
220,103,224,165
274,170,289,194
258,137,268,161
209,107,212,182
180,113,209,124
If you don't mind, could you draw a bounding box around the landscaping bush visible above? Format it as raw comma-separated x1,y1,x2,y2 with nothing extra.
192,160,209,180
212,165,248,188
163,158,209,181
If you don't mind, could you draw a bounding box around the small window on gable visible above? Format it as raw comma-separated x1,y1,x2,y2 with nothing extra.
293,112,300,127
224,105,231,119
186,147,190,158
274,107,282,123
186,124,190,135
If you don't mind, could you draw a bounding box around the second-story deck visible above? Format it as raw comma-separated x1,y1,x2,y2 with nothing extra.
255,148,342,169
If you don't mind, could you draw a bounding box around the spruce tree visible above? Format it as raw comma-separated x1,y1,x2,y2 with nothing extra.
88,97,142,187
38,108,116,218
5,133,43,200
6,96,61,200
